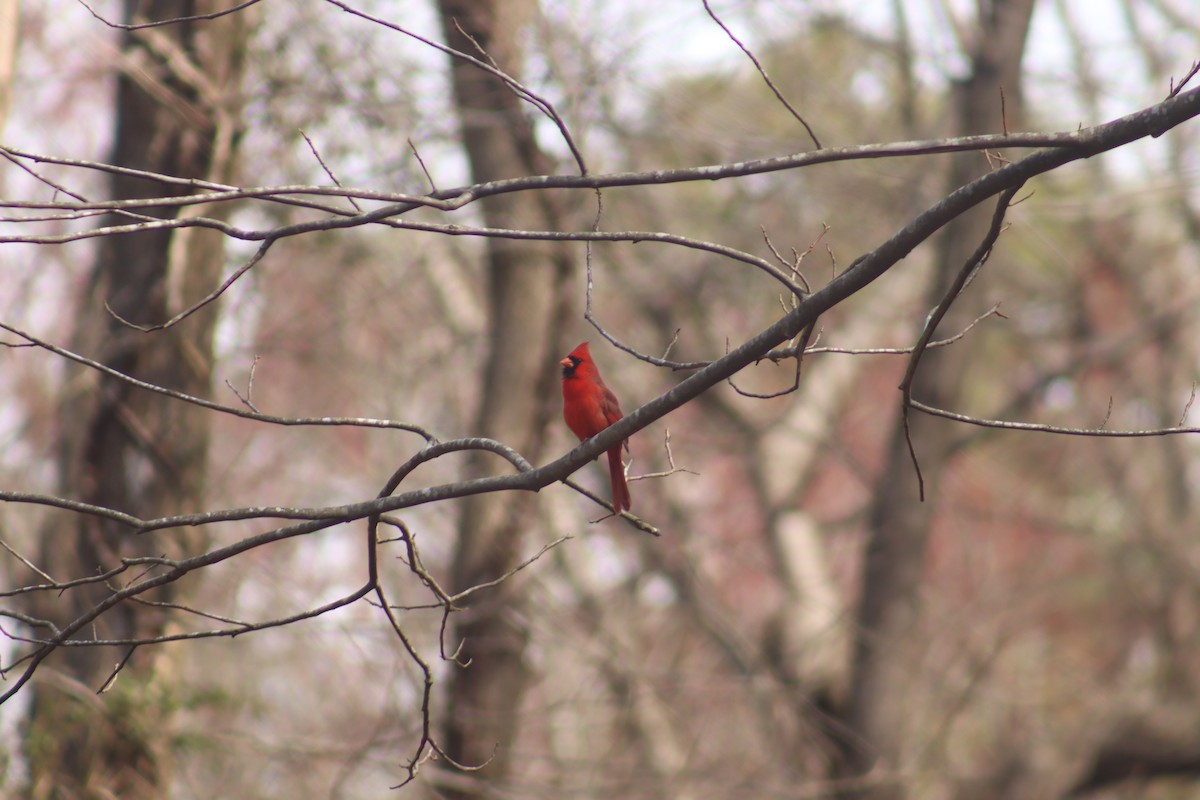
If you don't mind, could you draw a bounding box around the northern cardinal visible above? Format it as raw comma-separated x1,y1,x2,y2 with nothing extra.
561,341,631,513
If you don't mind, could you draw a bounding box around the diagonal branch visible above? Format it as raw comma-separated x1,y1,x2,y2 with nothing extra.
322,0,589,176
0,321,438,441
701,0,821,148
898,184,1024,500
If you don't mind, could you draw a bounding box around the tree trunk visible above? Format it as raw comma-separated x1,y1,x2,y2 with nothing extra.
24,3,250,798
839,2,1036,798
435,0,572,796
0,0,17,136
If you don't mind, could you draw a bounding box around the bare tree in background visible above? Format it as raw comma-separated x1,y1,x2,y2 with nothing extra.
0,0,17,135
841,2,1037,796
21,2,250,797
434,0,574,793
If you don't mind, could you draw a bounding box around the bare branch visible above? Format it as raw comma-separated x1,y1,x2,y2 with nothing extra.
561,479,662,536
1180,382,1197,426
0,537,56,583
97,647,137,694
74,0,264,30
898,185,1024,500
727,319,817,399
911,399,1200,438
408,138,438,193
300,130,362,212
0,321,438,441
0,126,1136,231
701,0,821,148
107,239,274,331
322,0,589,176
0,146,90,202
796,305,1005,357
0,489,146,530
1169,60,1200,99
448,536,572,606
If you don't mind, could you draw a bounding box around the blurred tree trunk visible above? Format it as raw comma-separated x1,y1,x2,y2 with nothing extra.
436,0,571,795
839,2,1035,797
0,0,16,135
0,9,14,787
24,2,250,798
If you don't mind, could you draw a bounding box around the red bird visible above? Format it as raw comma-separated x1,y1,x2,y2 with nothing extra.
561,341,631,513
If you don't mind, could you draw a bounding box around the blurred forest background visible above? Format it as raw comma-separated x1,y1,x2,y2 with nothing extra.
2,0,1200,798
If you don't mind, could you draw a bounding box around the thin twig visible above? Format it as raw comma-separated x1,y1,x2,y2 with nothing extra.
0,538,56,583
449,537,572,606
408,138,437,193
224,355,261,412
325,0,588,176
1179,382,1197,426
899,185,1024,500
1168,61,1200,99
301,130,361,212
562,479,661,536
107,239,275,332
0,321,438,441
97,646,137,694
701,0,821,148
912,399,1200,438
727,319,816,399
74,0,263,30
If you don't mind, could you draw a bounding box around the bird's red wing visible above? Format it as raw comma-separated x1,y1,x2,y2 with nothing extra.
600,385,623,425
599,385,629,452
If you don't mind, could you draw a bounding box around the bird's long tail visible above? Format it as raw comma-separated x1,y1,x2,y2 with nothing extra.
606,446,631,513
